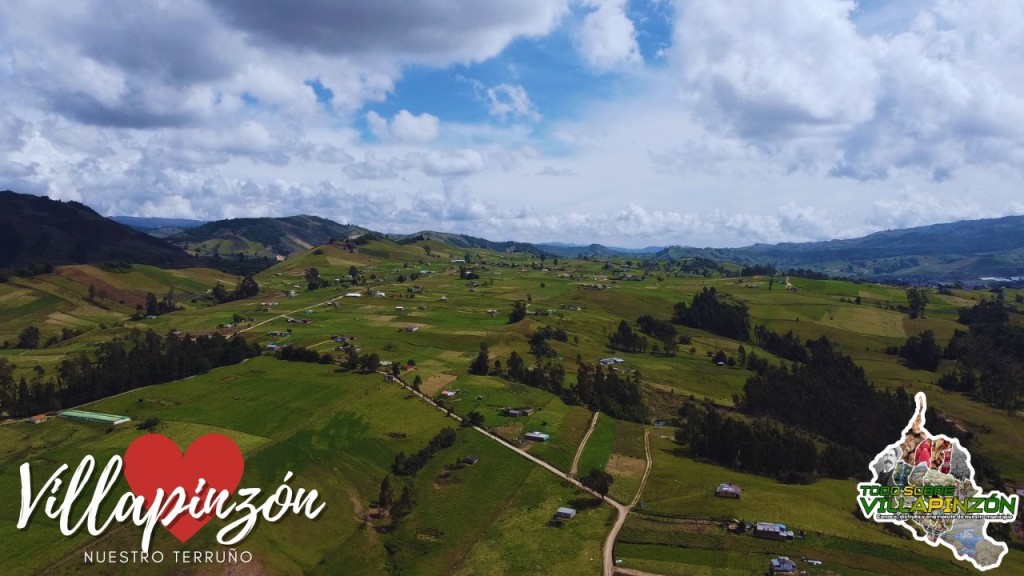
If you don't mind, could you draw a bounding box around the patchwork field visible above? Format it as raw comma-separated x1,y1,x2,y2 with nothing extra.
2,239,1023,575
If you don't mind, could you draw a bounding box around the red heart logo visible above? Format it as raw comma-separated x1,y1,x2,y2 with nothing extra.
123,433,244,542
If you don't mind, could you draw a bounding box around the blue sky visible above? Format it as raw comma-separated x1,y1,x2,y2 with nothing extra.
1,0,1023,247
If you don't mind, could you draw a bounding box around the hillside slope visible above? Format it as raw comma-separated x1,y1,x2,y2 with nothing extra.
0,191,193,268
170,215,368,258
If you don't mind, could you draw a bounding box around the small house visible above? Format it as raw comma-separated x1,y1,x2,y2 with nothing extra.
344,292,362,298
464,455,479,465
525,431,550,442
715,483,742,499
26,414,48,424
395,306,404,311
754,522,794,541
266,344,279,350
769,557,798,575
441,390,457,398
555,507,576,519
284,290,297,297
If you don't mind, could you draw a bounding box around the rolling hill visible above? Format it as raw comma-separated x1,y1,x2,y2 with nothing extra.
0,191,194,269
169,215,368,259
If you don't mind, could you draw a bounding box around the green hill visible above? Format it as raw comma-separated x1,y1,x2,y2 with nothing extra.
170,215,368,259
0,191,193,269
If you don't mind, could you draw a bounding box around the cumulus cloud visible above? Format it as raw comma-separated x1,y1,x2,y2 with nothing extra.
537,166,578,177
486,84,541,122
366,110,440,143
206,0,569,64
676,0,878,138
417,149,487,176
343,152,398,180
577,0,643,71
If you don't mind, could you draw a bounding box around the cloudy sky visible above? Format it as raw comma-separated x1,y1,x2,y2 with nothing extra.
2,0,1024,247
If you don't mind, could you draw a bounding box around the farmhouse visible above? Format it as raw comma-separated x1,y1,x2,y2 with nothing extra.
503,407,535,417
464,455,479,465
715,482,742,499
59,409,131,426
284,290,297,297
754,522,794,541
555,507,577,519
441,390,457,398
525,431,550,442
769,557,798,575
266,344,279,350
395,306,404,311
26,414,48,424
599,357,625,366
344,292,362,298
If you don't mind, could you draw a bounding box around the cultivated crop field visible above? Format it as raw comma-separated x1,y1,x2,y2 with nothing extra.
2,238,1022,575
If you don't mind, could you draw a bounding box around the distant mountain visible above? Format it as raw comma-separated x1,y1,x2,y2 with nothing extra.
111,216,206,238
170,215,368,258
535,242,663,258
393,231,545,256
651,215,1024,281
0,190,194,269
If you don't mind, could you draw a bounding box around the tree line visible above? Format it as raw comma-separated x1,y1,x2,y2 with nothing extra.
0,330,260,418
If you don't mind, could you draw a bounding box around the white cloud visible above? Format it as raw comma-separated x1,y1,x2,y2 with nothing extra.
675,0,878,138
537,166,578,177
577,0,643,71
366,110,440,143
343,152,398,180
486,83,541,122
418,149,487,176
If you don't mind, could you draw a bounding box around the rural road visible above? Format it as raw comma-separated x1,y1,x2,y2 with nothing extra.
387,374,662,576
603,429,653,576
570,411,600,477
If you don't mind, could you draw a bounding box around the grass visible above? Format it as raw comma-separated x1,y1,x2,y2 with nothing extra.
576,413,615,476
3,243,1024,574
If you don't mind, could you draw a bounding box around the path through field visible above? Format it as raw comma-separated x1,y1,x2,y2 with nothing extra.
383,373,659,576
570,411,600,477
604,429,653,576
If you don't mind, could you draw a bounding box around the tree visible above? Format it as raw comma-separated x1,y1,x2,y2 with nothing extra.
17,326,40,349
465,411,484,427
237,275,259,298
508,300,528,323
0,358,15,415
581,468,614,498
906,287,928,319
412,375,422,392
88,284,97,301
212,282,230,303
469,343,490,375
378,475,394,512
392,485,415,518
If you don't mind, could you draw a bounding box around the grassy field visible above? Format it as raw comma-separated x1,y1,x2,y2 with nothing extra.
2,239,1023,575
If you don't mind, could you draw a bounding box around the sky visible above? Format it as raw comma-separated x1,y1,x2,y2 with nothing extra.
2,0,1024,248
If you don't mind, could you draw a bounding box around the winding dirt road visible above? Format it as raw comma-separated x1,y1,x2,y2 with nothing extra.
570,411,601,477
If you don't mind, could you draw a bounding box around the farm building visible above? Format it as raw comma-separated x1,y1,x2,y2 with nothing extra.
503,407,535,417
769,557,798,575
59,410,131,426
754,522,794,541
266,344,279,350
344,292,362,298
598,357,625,366
441,390,457,398
715,483,742,499
464,455,479,465
25,414,49,424
405,325,420,332
525,431,550,442
555,507,577,519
